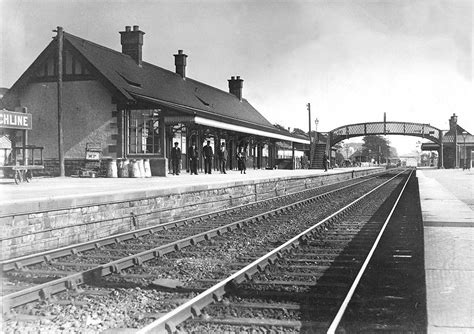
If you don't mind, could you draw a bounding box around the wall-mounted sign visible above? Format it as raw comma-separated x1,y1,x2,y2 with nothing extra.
0,110,33,130
85,143,102,161
86,151,101,160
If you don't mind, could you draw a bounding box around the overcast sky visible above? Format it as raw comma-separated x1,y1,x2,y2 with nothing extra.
1,0,472,153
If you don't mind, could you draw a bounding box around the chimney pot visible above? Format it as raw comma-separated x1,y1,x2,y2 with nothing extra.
120,26,145,65
174,50,188,79
228,76,244,101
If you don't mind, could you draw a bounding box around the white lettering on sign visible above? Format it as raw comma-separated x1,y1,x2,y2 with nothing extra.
0,110,32,130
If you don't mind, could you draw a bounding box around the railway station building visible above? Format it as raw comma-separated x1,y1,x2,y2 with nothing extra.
2,26,309,176
421,114,473,169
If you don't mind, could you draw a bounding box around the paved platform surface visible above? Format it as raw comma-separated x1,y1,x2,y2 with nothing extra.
417,168,474,333
0,167,375,206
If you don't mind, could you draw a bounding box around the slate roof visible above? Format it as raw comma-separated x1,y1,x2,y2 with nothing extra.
62,32,297,137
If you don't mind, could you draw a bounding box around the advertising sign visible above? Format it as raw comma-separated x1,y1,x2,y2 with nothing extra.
0,110,33,130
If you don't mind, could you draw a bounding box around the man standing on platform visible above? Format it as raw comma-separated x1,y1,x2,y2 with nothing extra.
323,152,329,172
218,142,228,174
170,142,181,175
237,147,247,174
189,143,199,175
203,140,214,174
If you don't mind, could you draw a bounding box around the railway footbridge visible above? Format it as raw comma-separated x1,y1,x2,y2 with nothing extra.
312,120,443,168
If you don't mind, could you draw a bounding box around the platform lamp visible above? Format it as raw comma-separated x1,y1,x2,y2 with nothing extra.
462,131,468,170
314,118,319,144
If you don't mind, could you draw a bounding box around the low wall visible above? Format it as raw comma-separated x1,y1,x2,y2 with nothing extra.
0,168,382,260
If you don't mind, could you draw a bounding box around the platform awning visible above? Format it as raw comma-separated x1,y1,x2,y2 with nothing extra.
142,91,310,145
193,117,309,144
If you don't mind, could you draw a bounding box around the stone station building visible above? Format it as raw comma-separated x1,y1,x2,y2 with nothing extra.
2,25,309,176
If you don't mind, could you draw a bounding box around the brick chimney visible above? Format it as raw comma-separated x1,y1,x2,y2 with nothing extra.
120,25,145,66
174,50,187,79
449,113,458,133
228,76,243,101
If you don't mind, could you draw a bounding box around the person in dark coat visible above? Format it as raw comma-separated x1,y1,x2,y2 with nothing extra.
170,142,181,175
203,140,213,174
217,142,228,174
237,147,247,174
323,152,329,172
188,143,199,175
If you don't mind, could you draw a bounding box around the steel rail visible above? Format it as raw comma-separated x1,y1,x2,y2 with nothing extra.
1,172,387,311
1,172,382,272
136,170,409,333
326,169,414,334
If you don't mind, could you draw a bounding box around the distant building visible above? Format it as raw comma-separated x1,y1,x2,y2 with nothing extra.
398,155,418,167
422,114,473,169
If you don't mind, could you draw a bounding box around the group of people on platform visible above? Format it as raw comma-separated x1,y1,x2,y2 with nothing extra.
170,140,247,175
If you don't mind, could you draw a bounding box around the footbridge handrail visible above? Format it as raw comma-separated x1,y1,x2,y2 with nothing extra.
329,121,442,146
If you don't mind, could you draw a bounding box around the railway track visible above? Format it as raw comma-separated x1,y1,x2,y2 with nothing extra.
138,169,415,333
2,169,417,333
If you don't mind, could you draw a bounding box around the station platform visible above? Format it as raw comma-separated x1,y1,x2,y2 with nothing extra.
0,167,377,209
417,168,474,333
0,167,384,260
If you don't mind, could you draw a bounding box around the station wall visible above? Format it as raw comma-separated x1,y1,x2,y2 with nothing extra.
18,80,117,160
0,168,383,260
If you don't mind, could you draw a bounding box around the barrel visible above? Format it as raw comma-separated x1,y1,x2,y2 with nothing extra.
137,159,145,178
106,159,118,178
117,159,123,177
129,159,140,178
143,159,152,177
118,159,129,178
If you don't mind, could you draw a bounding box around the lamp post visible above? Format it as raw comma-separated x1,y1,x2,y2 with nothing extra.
307,103,312,164
462,131,468,170
314,118,319,144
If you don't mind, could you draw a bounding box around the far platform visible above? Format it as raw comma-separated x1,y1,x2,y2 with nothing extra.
417,168,474,333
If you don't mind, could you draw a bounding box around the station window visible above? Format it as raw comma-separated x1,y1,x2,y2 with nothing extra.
128,109,161,155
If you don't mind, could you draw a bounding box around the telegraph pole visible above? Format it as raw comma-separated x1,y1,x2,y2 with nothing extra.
55,26,65,176
453,114,458,168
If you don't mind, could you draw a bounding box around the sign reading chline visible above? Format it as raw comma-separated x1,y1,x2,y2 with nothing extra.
0,110,33,130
